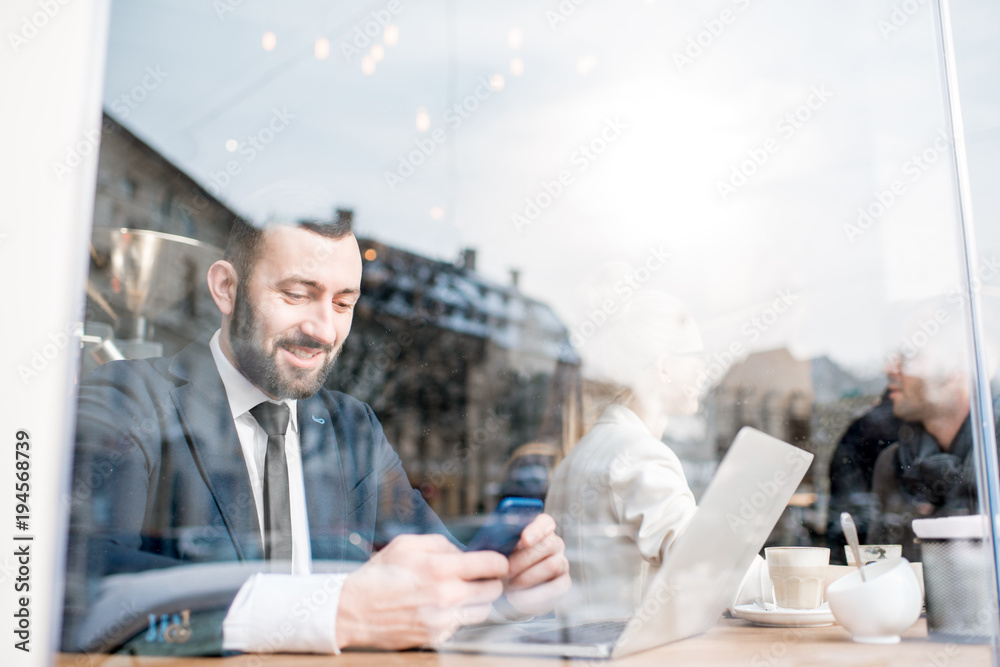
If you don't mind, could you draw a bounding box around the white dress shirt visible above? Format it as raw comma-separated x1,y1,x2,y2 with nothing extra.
209,329,311,574
209,330,346,654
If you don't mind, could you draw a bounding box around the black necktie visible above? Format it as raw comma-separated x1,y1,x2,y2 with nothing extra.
249,401,293,564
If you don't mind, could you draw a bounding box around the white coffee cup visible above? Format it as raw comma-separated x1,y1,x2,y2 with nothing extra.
765,546,830,609
844,544,902,566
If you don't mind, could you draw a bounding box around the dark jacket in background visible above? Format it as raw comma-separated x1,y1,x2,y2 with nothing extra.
826,392,907,564
870,412,978,561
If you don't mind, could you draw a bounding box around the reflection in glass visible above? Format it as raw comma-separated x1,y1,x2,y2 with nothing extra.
58,0,1000,657
546,291,703,622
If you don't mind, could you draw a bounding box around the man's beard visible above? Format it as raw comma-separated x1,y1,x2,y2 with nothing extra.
890,396,919,422
891,378,942,424
228,285,340,399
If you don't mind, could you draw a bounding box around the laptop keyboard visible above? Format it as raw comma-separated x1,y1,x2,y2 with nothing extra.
519,619,628,646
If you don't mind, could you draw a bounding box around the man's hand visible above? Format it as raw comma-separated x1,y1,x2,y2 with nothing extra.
336,534,507,650
504,513,571,615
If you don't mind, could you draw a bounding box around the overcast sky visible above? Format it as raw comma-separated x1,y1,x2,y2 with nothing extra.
100,0,1000,376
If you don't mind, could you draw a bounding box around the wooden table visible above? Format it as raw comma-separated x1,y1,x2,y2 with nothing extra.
57,618,993,667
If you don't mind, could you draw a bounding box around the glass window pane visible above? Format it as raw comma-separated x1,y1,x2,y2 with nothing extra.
53,1,1000,661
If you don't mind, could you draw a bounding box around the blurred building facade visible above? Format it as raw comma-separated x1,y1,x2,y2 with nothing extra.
85,112,580,523
86,113,236,355
705,348,886,545
86,113,896,536
328,238,580,520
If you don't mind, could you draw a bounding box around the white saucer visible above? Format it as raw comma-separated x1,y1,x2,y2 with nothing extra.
731,602,836,628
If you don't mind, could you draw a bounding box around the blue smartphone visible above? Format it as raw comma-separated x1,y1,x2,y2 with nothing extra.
465,497,544,556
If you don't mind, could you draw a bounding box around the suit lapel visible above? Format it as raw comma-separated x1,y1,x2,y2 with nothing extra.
299,397,349,559
168,339,264,561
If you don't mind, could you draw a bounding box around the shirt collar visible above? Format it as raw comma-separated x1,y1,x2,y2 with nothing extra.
209,329,299,433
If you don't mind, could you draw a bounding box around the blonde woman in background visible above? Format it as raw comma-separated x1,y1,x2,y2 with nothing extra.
545,290,709,622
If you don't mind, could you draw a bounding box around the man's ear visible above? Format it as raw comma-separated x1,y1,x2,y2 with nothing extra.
207,260,238,316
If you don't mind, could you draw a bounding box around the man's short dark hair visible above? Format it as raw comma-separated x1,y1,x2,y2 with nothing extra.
224,216,354,283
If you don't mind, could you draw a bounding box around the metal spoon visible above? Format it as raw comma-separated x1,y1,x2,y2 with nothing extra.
840,512,867,582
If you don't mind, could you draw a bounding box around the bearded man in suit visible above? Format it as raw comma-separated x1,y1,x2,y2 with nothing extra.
63,217,569,655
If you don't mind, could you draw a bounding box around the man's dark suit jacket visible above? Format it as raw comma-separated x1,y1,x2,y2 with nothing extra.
868,395,1000,562
62,335,450,654
825,392,906,563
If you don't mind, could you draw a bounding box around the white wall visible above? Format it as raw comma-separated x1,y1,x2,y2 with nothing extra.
0,0,111,663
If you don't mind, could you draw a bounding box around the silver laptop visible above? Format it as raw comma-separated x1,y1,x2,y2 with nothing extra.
441,426,813,659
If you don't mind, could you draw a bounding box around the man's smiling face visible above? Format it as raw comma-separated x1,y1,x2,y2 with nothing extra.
226,225,362,399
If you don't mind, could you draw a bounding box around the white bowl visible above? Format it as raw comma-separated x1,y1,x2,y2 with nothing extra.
825,557,922,644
